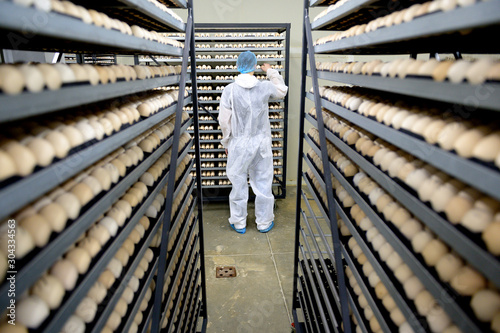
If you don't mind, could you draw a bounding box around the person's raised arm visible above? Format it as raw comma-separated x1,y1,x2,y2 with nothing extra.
219,86,232,154
261,63,288,99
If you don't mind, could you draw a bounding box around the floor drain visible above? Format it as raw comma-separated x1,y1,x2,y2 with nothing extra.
216,266,237,278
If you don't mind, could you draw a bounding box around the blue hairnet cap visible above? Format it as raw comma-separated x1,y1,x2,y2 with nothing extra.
237,51,257,74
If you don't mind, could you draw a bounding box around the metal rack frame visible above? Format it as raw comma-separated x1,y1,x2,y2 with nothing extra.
0,1,207,332
296,0,500,332
185,23,291,201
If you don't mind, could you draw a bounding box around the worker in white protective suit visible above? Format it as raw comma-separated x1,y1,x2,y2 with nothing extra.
219,51,288,234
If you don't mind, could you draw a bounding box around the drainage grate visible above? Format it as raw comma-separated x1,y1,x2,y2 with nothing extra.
216,266,237,278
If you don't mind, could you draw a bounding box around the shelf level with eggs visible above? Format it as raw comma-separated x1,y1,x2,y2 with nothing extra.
293,0,500,333
0,1,208,333
184,23,290,201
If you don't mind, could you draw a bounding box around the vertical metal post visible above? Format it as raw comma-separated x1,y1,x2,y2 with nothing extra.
281,23,291,199
292,0,310,323
188,5,208,332
303,4,352,333
150,7,194,333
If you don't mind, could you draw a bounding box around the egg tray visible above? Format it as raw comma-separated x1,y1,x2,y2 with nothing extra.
97,7,180,32
315,0,427,31
112,248,159,332
342,240,400,332
298,260,337,332
308,140,493,330
324,124,499,257
0,28,162,56
348,176,493,332
317,23,500,54
78,224,160,331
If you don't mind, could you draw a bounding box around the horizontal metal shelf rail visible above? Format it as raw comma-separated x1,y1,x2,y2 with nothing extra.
314,1,500,54
0,2,184,56
311,0,378,30
310,71,500,112
0,97,192,221
0,75,182,122
306,113,500,287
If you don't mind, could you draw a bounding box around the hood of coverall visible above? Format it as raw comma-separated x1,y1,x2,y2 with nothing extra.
234,74,259,89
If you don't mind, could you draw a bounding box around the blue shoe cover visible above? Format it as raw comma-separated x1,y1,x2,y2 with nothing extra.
259,221,274,233
230,223,246,234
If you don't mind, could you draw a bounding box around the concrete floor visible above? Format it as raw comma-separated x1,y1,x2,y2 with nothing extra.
201,187,298,333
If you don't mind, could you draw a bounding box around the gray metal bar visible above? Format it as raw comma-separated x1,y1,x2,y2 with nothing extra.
303,168,426,333
0,75,182,122
121,251,159,332
314,1,500,54
304,4,352,331
166,251,200,333
297,254,326,333
151,6,193,331
117,0,186,32
91,209,164,333
311,70,500,112
322,141,482,333
0,97,191,221
179,269,201,332
306,113,500,287
311,0,378,30
300,212,341,310
161,232,199,327
0,2,183,56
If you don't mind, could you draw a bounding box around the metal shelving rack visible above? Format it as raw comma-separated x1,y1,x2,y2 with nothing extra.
295,0,500,332
146,23,290,200
0,1,207,332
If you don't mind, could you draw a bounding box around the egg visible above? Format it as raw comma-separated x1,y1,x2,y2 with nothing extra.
472,131,500,162
0,150,17,180
418,59,440,77
110,158,127,178
17,295,50,329
436,121,470,150
466,58,494,85
60,315,85,333
50,259,79,290
61,125,85,148
31,275,65,309
461,207,493,233
19,214,52,247
394,264,413,283
77,237,101,257
446,60,472,83
98,216,119,237
426,305,452,333
382,294,397,312
0,64,26,94
450,265,486,296
88,219,113,245
53,63,76,84
65,247,92,274
112,199,132,217
432,61,454,82
415,290,435,316
54,192,81,220
98,269,116,289
454,126,490,158
107,258,123,279
2,141,37,176
406,168,430,191
87,281,107,304
104,163,120,183
71,182,94,206
399,219,422,240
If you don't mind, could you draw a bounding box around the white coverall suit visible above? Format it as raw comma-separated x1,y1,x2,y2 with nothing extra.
219,69,288,231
